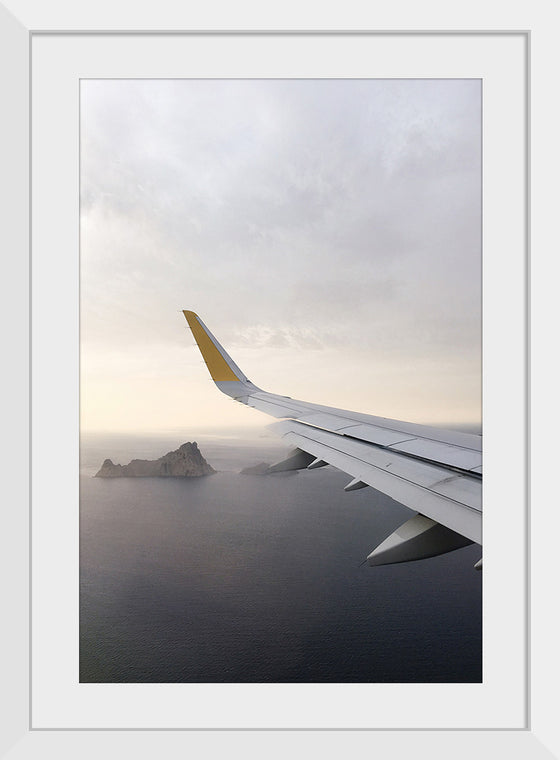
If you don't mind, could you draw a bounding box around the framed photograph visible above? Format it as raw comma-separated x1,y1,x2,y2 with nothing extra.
3,1,549,757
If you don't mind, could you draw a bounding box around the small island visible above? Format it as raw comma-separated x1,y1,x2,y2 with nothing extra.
239,462,272,475
94,442,216,478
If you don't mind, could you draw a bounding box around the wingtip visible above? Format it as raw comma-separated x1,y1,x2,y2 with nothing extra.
183,310,204,333
182,310,244,383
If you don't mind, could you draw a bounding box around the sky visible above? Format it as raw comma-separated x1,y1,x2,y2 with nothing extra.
80,78,481,437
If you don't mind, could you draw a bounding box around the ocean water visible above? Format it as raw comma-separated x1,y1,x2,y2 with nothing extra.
80,432,482,683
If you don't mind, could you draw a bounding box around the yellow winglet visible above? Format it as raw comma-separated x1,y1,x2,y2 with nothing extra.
183,310,241,382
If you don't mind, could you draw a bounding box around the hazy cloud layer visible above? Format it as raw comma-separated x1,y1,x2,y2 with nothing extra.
81,79,481,432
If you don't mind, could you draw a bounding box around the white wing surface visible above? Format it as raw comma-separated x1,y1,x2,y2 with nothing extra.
183,311,482,568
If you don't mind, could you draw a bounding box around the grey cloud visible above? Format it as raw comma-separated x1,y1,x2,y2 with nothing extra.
81,79,480,374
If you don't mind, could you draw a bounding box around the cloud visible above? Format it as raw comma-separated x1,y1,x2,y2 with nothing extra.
80,79,481,431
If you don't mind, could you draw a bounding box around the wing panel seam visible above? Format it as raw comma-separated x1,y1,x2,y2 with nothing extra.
286,428,482,515
251,393,482,452
276,417,482,480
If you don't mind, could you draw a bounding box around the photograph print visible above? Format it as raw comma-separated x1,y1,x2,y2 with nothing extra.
79,78,482,683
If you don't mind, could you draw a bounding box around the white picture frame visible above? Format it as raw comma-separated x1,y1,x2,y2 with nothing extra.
2,0,552,757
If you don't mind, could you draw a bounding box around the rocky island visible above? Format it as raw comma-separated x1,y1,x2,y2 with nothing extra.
94,442,216,478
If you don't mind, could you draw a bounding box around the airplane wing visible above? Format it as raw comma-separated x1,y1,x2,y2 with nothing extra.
183,310,482,568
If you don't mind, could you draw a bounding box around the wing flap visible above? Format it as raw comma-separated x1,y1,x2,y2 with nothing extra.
388,438,482,472
271,419,482,544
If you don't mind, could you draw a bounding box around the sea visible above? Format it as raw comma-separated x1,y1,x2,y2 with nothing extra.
80,431,482,683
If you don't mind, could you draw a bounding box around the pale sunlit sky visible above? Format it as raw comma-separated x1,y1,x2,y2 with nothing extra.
80,78,481,437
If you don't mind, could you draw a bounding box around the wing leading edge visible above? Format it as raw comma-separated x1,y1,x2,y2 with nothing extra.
183,311,482,568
